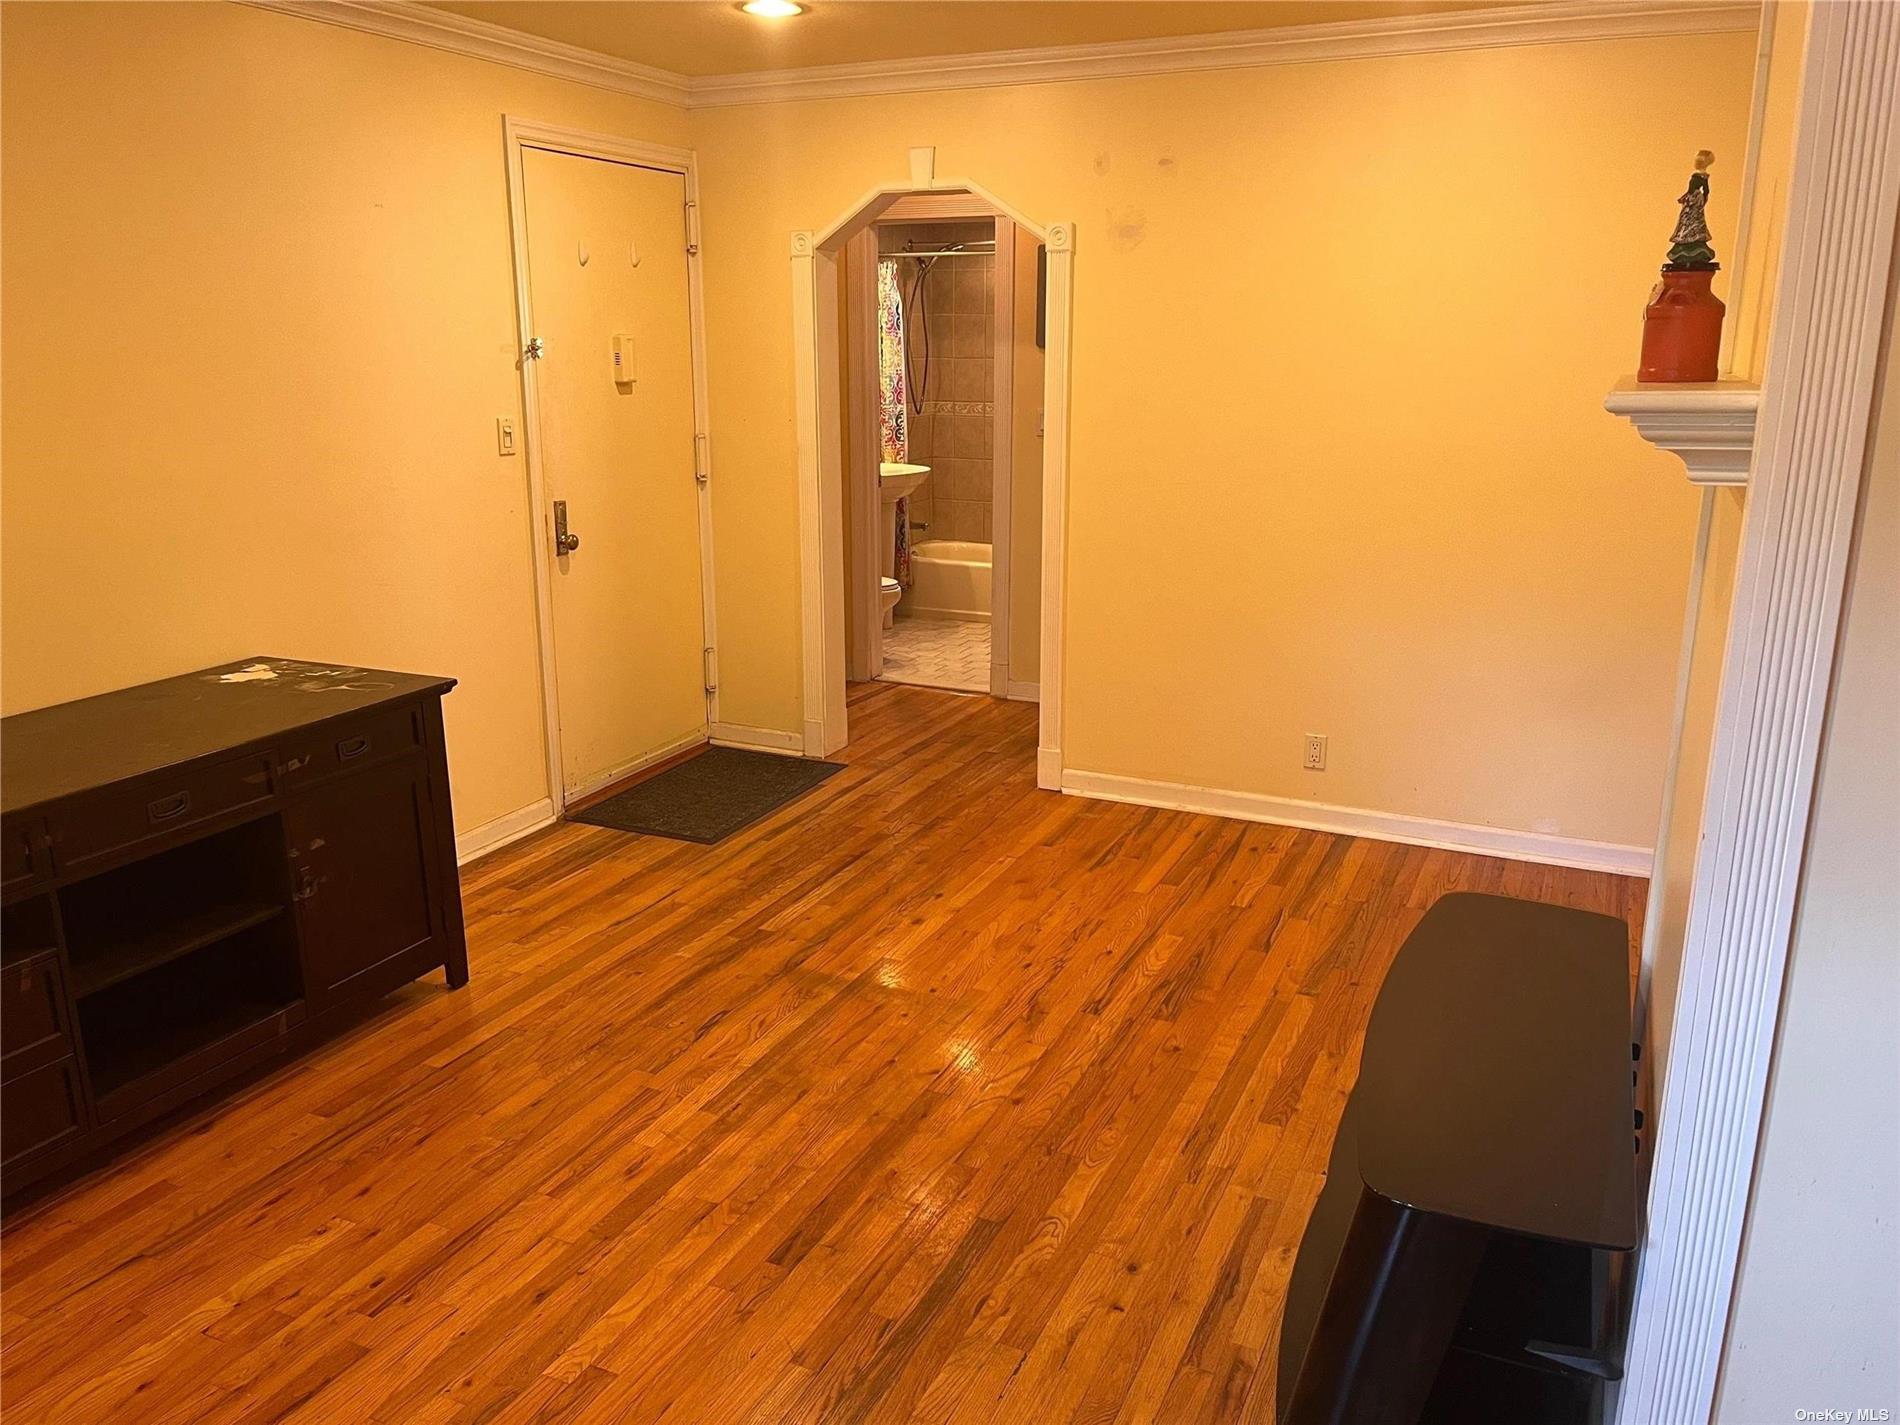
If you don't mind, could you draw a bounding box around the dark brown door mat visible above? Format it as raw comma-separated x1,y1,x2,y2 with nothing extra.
568,746,845,845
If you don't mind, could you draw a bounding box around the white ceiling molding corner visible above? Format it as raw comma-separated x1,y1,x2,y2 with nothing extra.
689,1,1761,108
240,0,1760,112
238,0,692,106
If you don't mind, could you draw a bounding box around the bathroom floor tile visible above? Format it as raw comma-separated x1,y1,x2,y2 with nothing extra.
880,616,990,693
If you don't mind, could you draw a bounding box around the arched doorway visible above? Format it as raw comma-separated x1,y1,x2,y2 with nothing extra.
789,151,1073,789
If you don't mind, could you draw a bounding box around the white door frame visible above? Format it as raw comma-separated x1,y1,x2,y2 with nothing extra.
502,116,720,810
792,156,1073,780
989,218,1017,700
844,228,882,684
1617,4,1900,1420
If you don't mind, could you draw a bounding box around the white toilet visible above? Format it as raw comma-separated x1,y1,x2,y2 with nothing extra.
880,576,902,629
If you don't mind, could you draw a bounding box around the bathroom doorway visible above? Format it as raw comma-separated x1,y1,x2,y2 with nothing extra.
839,197,1045,701
876,217,994,692
791,173,1073,781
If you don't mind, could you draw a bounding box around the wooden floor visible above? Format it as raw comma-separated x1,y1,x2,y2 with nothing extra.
0,683,1643,1425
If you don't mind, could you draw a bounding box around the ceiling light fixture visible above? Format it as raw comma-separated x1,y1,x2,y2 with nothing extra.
740,0,804,15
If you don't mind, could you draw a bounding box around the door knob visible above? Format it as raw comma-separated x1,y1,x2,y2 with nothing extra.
553,500,580,555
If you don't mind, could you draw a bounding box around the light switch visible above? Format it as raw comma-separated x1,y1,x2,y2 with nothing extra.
612,334,636,385
497,416,517,455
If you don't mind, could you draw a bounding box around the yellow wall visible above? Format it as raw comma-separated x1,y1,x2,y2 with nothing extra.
1645,485,1743,1083
692,31,1758,848
0,1,685,833
2,7,1760,854
1646,0,1807,1085
1727,0,1809,383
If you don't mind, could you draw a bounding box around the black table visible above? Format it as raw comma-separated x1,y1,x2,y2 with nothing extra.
1276,893,1638,1425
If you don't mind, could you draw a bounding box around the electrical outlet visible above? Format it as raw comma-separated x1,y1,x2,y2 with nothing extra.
1303,733,1328,771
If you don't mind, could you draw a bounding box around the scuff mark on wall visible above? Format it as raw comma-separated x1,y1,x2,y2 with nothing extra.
1107,207,1148,251
1092,152,1111,177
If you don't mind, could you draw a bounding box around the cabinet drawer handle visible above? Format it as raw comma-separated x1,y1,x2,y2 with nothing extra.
146,791,192,824
336,735,371,761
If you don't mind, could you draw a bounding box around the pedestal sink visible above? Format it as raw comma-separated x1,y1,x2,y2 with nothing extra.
880,462,930,503
877,464,930,601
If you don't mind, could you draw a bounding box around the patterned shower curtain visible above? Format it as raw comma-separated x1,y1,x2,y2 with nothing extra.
877,258,912,585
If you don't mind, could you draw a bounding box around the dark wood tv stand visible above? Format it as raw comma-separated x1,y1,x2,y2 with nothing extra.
1276,893,1639,1425
1,657,468,1197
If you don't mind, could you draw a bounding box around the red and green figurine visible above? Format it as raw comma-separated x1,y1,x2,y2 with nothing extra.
1638,150,1726,383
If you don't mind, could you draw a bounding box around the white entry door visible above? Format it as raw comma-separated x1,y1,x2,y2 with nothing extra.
521,147,706,800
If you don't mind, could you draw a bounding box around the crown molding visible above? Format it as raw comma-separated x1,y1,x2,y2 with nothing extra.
241,0,1758,113
237,0,691,107
688,1,1761,109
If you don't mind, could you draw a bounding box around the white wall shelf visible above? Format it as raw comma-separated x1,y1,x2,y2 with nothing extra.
1604,377,1761,486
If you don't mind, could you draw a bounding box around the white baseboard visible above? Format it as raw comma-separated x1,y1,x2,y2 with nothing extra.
902,606,990,624
459,729,718,865
710,721,805,756
1006,680,1040,702
456,797,556,866
802,717,831,757
1060,768,1653,876
1037,745,1062,790
566,730,708,805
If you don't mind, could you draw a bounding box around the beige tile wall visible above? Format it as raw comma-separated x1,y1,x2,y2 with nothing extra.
878,221,995,546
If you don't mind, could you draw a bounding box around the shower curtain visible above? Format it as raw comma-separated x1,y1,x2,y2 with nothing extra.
877,258,912,586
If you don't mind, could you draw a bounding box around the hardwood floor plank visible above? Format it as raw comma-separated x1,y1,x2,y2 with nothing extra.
1,683,1640,1423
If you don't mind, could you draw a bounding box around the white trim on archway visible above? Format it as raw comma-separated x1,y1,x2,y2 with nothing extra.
1617,4,1900,1418
790,151,1073,786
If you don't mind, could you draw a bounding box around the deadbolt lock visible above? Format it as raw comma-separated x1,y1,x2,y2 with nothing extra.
553,500,580,555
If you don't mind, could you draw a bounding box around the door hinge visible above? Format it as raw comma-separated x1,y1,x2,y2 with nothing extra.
685,200,701,257
702,646,718,695
694,433,710,486
524,336,545,360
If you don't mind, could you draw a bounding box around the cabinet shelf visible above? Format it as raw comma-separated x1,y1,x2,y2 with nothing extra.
76,916,304,1104
69,899,286,999
85,990,299,1103
59,817,295,1001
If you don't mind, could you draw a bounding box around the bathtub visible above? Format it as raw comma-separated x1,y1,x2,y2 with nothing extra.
902,540,991,622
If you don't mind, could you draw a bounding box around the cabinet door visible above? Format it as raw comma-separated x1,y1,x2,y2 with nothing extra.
1,953,74,1082
1,814,46,902
2,1058,86,1172
284,758,441,1011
